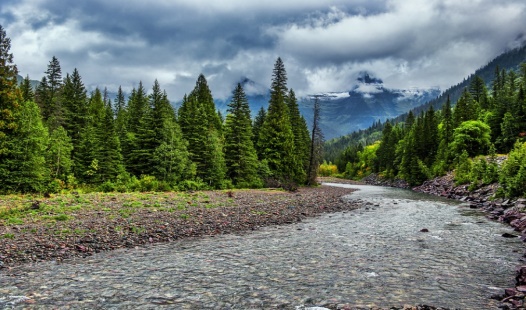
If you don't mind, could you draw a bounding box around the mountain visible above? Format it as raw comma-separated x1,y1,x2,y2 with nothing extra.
324,44,526,163
215,74,440,140
16,75,40,89
299,73,440,139
214,77,270,116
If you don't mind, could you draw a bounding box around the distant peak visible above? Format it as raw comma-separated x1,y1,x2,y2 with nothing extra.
356,71,383,84
239,77,255,86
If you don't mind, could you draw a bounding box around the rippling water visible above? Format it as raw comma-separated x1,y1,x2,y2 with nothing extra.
0,184,523,309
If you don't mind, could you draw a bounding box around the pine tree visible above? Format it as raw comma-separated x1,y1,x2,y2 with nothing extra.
62,69,88,144
252,106,266,158
96,102,124,182
128,84,156,177
0,26,49,193
151,91,190,184
404,111,415,134
188,74,222,131
258,57,298,184
434,95,454,174
47,126,73,182
376,121,397,176
123,82,150,175
469,75,489,109
20,75,34,103
0,25,19,149
453,88,478,127
75,88,105,183
287,88,310,182
37,56,64,130
114,85,126,115
224,83,260,187
179,76,226,188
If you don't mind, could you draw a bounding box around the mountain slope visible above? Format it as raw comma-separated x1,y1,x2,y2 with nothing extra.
300,73,439,139
325,44,526,162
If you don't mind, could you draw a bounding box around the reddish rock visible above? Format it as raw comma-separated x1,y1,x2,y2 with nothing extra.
505,287,518,297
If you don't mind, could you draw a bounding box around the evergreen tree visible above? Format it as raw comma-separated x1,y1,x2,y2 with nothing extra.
258,57,299,183
179,76,226,188
188,74,222,131
2,100,50,193
287,89,310,181
434,96,454,174
0,26,49,193
114,85,126,115
453,88,478,127
469,75,489,109
151,91,191,184
422,106,438,166
96,102,124,182
20,75,34,103
376,121,398,176
127,82,148,133
404,111,415,133
399,127,427,186
46,126,73,182
75,88,105,182
252,106,266,158
37,56,64,130
0,25,19,150
62,69,88,145
127,82,155,177
224,83,260,187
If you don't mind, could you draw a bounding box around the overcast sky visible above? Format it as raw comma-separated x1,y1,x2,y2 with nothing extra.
1,0,525,100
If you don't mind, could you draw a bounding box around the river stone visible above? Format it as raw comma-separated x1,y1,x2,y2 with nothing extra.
505,287,518,296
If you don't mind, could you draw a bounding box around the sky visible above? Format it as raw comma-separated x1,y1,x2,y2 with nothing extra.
1,0,526,101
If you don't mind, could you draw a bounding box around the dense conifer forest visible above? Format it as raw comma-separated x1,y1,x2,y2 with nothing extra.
327,59,526,197
0,25,323,194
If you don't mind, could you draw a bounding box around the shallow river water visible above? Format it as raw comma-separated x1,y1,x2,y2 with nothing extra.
0,184,524,309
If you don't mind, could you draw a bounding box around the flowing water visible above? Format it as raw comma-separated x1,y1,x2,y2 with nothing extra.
0,184,523,309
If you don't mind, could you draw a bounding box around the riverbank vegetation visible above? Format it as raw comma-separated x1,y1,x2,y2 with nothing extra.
329,61,526,197
0,25,324,195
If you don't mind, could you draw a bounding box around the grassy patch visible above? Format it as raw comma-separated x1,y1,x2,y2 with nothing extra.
1,233,15,239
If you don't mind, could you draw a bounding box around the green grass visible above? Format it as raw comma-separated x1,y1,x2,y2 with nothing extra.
1,233,15,239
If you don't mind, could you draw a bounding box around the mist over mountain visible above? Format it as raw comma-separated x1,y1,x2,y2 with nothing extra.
216,73,440,140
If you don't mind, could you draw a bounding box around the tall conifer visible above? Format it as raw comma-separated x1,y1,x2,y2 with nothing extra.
224,83,260,187
258,57,298,183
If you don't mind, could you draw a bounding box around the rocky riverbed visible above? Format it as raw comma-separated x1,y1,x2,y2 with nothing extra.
4,182,521,309
0,186,360,269
1,181,522,309
412,174,526,309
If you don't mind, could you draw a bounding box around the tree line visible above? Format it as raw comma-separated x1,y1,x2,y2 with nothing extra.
337,63,526,197
0,25,323,194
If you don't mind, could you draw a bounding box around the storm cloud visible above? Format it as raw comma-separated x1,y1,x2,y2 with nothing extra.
1,0,525,100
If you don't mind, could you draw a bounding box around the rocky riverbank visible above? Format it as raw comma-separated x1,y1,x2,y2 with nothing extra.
362,173,410,189
412,173,526,309
0,186,359,269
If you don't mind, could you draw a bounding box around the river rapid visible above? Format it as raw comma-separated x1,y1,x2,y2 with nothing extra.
0,184,523,309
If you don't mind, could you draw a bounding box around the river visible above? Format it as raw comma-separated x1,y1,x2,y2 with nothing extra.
0,183,523,309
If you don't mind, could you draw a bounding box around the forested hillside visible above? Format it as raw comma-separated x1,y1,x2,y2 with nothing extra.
326,44,526,168
331,61,526,197
0,26,323,194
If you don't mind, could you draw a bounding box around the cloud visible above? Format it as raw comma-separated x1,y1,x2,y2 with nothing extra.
1,0,525,101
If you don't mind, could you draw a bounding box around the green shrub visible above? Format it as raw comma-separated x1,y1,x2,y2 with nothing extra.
499,142,526,197
454,150,472,185
178,179,209,191
98,181,117,193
